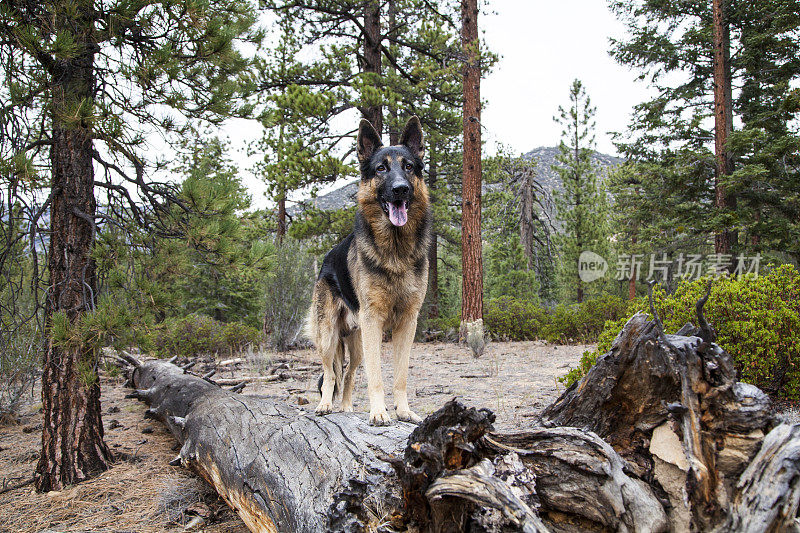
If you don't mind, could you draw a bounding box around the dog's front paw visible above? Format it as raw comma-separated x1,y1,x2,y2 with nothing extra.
315,401,334,415
341,402,354,413
396,409,423,424
369,408,392,426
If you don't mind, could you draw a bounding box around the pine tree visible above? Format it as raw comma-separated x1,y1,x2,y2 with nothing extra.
609,0,800,264
552,80,609,304
483,154,554,303
0,0,261,491
730,0,800,260
256,0,471,242
175,137,271,325
256,12,353,241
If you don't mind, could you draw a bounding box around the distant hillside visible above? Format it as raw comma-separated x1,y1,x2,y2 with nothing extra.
522,146,624,198
288,147,624,216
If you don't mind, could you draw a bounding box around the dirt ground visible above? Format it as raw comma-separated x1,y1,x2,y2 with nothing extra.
0,340,586,532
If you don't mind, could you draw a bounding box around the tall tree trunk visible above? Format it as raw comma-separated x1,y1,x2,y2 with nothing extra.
362,0,383,134
428,152,439,319
276,121,287,242
36,1,111,492
573,116,584,304
277,194,287,242
519,166,535,271
387,0,399,145
460,0,483,327
628,235,638,299
712,0,736,256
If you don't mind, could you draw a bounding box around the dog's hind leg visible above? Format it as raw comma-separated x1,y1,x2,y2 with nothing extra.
315,320,339,416
392,310,423,424
333,339,344,397
341,331,363,412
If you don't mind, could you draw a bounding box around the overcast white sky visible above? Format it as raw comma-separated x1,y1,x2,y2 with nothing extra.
232,0,655,208
480,0,653,157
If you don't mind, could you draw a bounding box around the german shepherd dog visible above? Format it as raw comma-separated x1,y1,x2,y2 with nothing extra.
307,116,430,426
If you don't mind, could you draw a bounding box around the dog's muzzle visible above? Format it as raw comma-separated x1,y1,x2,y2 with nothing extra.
381,181,412,227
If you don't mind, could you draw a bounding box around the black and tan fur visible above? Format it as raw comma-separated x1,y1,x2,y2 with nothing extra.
307,116,430,426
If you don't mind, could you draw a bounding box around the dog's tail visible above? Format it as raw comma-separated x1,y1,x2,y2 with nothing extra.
302,306,315,343
316,339,345,398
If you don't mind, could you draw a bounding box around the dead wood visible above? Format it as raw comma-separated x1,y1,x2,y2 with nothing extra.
486,427,667,532
541,312,776,530
717,423,800,532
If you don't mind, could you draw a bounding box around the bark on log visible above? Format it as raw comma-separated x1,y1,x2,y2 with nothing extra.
485,427,667,532
118,309,795,533
128,359,411,532
122,356,660,532
718,423,800,532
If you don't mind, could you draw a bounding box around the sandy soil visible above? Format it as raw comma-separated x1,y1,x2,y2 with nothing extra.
0,340,586,532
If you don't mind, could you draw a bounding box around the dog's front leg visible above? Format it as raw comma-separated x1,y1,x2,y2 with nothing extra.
392,310,423,423
360,311,391,425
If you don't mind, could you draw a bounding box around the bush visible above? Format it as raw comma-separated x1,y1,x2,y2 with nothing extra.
151,314,261,359
485,296,547,341
561,265,800,399
0,323,41,415
540,294,629,344
263,239,315,351
420,314,461,340
484,294,628,343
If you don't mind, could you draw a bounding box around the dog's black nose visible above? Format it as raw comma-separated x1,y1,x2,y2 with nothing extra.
392,184,410,197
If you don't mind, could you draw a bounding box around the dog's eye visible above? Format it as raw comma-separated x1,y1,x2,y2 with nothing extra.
377,164,386,172
404,162,413,171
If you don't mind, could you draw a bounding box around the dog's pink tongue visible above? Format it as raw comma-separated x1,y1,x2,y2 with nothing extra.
388,201,408,227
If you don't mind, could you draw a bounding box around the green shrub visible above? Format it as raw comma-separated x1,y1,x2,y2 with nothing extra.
561,265,800,399
218,321,264,355
151,314,262,359
424,314,461,334
263,239,314,351
485,296,547,341
485,294,628,343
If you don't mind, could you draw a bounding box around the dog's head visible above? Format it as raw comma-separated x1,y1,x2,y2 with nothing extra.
357,116,425,228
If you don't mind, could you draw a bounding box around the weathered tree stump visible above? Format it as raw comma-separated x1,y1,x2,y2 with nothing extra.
116,305,795,533
541,312,775,530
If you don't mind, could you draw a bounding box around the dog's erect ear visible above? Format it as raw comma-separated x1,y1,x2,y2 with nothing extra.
399,115,424,160
357,119,383,163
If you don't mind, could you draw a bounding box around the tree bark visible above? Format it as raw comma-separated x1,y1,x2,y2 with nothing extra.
276,194,286,242
118,303,787,532
428,152,439,319
717,423,800,532
387,0,399,146
36,0,111,492
460,0,483,327
712,0,736,256
361,0,383,134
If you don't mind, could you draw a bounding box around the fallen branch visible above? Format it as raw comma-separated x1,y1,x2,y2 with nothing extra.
0,477,34,495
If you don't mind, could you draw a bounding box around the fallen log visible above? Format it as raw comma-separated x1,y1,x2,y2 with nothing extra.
119,303,793,532
122,356,665,532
